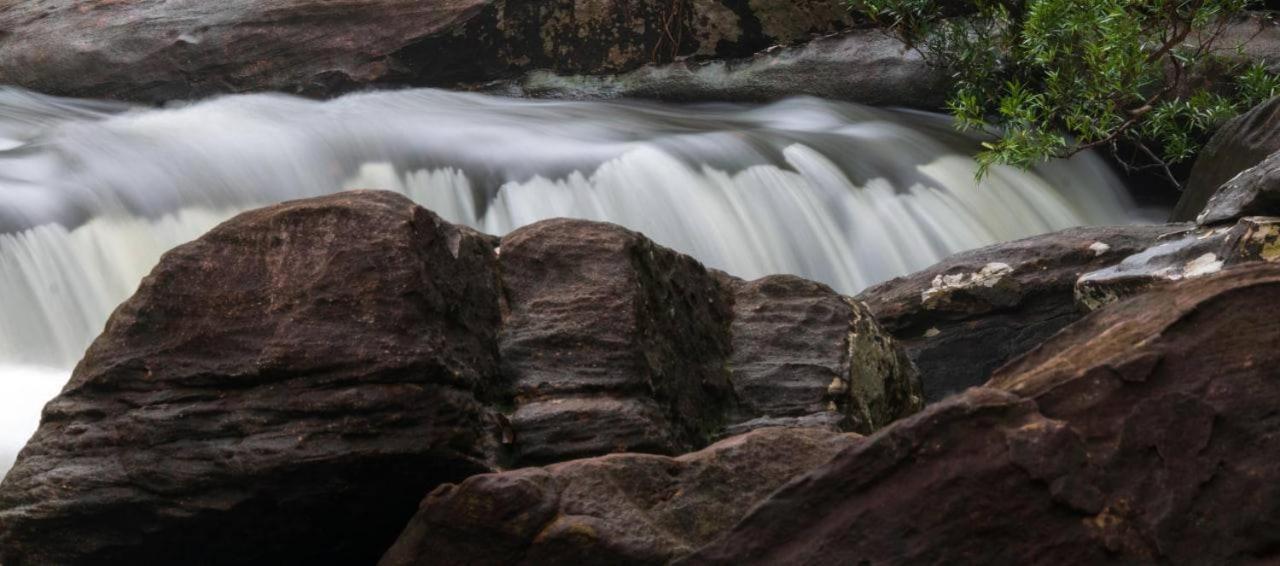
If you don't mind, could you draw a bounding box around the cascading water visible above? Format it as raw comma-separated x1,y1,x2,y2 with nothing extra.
0,86,1153,472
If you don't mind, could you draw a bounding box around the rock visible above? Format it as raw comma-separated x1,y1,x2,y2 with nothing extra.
856,224,1181,402
379,426,862,566
0,0,854,103
498,219,736,465
1198,150,1280,225
1076,216,1280,310
1174,95,1280,221
683,263,1280,565
501,28,948,109
0,191,508,565
721,274,922,435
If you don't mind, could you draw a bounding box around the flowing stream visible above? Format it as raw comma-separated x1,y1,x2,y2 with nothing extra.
0,86,1153,472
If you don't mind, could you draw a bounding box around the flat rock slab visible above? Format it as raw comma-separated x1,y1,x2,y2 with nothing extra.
683,263,1280,565
0,191,507,566
857,224,1180,402
379,427,862,566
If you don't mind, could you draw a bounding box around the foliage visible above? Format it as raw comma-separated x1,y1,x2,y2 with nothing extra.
852,0,1280,185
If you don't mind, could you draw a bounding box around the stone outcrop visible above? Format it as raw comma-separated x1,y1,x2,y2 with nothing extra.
0,0,855,103
0,191,508,566
721,274,922,435
0,191,922,564
856,224,1180,401
501,28,948,109
379,427,861,566
498,219,736,465
1076,216,1280,310
1197,149,1280,225
684,263,1280,565
1174,95,1280,221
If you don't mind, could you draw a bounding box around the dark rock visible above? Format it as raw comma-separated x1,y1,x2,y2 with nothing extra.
721,274,922,435
0,0,854,103
0,191,507,566
1076,216,1280,310
684,263,1280,565
498,219,736,465
856,224,1182,402
502,28,948,109
1174,95,1280,221
1198,150,1280,225
379,426,862,566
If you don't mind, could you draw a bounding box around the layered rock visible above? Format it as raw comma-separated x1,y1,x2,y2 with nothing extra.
0,191,507,565
0,0,854,103
498,219,736,465
684,263,1280,565
721,274,921,435
856,224,1180,401
379,427,861,566
1174,95,1280,221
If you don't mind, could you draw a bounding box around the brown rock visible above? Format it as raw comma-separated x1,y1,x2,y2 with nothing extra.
683,263,1280,565
721,274,921,435
1174,95,1280,221
498,219,736,465
379,427,862,566
0,191,507,566
857,224,1181,401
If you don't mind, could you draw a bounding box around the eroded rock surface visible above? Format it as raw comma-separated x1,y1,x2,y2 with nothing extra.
1175,95,1280,221
856,224,1180,401
1198,150,1280,226
379,427,861,566
498,219,736,465
684,263,1280,565
722,274,921,435
0,191,507,566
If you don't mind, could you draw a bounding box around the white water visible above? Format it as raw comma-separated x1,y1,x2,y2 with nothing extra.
0,87,1152,474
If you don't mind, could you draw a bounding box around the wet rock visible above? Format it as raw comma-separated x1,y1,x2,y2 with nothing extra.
0,191,507,565
379,427,861,566
721,274,922,435
1198,150,1280,225
0,0,854,103
1174,95,1280,221
1077,216,1280,310
498,219,736,465
857,224,1181,402
684,263,1280,565
502,28,948,109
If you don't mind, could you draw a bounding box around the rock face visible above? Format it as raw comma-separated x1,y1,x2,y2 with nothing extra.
504,28,948,109
684,263,1280,565
0,0,854,103
722,274,922,435
379,427,861,566
498,219,736,465
1076,216,1280,310
856,224,1181,402
1197,150,1280,225
1174,95,1280,221
0,191,507,565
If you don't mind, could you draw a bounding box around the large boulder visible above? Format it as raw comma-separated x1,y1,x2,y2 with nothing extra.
721,274,921,435
0,0,854,103
683,263,1280,565
856,224,1180,402
498,219,736,465
379,426,861,566
1173,95,1280,221
0,191,508,566
1197,150,1280,226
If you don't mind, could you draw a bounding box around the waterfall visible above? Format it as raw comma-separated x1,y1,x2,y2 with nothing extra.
0,86,1152,472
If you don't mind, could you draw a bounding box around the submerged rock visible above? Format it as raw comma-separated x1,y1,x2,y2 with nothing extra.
684,263,1280,565
0,0,855,103
379,427,861,566
0,191,507,565
856,224,1180,402
498,219,736,465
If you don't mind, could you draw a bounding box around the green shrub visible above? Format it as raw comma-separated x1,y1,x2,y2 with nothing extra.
853,0,1280,185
